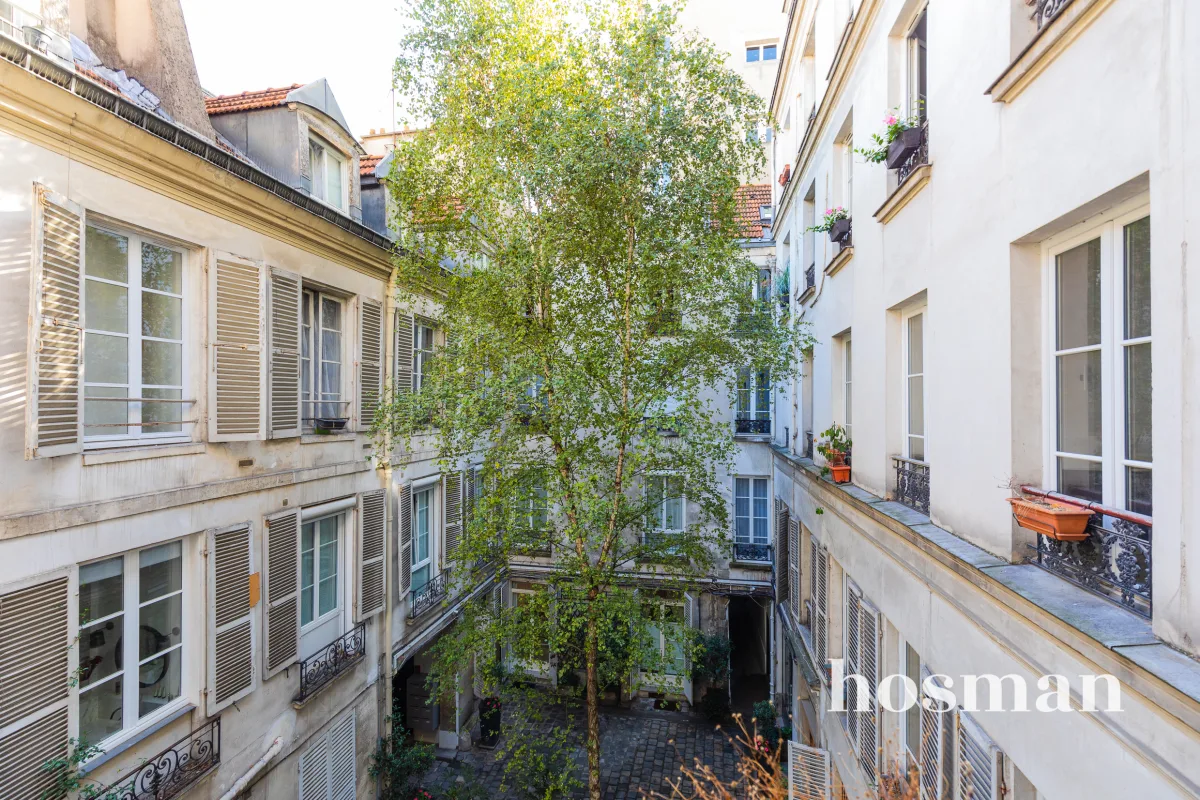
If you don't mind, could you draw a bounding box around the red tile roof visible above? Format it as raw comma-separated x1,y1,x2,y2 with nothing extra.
75,65,123,95
360,154,384,177
204,84,302,116
734,184,773,239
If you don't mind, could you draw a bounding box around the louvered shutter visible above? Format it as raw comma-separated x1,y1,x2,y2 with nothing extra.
465,466,477,540
267,267,302,439
210,253,265,441
775,500,788,604
0,577,70,800
789,520,801,620
920,668,948,800
357,489,386,621
811,540,828,678
473,653,485,697
393,310,413,425
444,472,463,563
299,729,330,800
263,509,300,679
788,740,831,800
26,186,84,458
358,299,383,431
845,583,861,746
207,524,256,713
859,598,881,785
330,711,357,800
398,483,412,596
956,711,1001,800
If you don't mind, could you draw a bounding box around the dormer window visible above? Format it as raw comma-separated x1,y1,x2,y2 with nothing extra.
308,134,345,211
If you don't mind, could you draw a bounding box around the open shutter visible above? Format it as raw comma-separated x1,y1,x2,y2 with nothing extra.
465,466,478,541
920,668,948,800
263,509,300,679
299,729,329,800
210,253,265,441
444,472,463,564
788,740,831,800
0,577,70,800
207,524,256,713
859,598,881,785
392,310,413,425
845,582,861,747
357,489,386,621
789,520,801,620
358,299,383,431
398,483,412,597
775,500,789,605
330,711,357,800
811,539,828,678
26,185,84,459
267,267,302,439
956,711,1001,800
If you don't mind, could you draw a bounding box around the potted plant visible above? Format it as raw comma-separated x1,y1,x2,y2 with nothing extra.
856,109,923,169
816,424,852,484
806,207,851,244
1006,485,1094,542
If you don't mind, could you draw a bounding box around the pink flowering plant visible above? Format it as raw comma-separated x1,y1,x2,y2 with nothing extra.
856,107,922,163
806,206,849,234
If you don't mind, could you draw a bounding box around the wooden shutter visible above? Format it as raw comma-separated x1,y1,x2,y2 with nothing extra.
811,539,828,677
956,711,1001,800
0,577,70,800
267,267,302,439
263,509,300,679
789,520,801,620
358,489,386,621
393,309,413,397
398,483,412,596
775,500,788,605
465,466,477,537
330,711,357,800
920,668,948,800
859,598,881,785
299,728,329,800
210,253,265,441
358,299,383,431
26,185,84,458
845,582,861,747
788,740,831,800
208,524,256,713
444,472,463,563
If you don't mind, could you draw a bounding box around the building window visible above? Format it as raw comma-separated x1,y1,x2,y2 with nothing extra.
78,541,185,747
905,311,925,461
746,46,760,62
412,322,436,392
902,642,921,765
412,486,434,591
763,44,777,60
302,290,346,424
308,134,345,211
844,338,853,436
83,226,186,445
648,475,685,534
842,136,854,211
511,584,551,667
736,368,771,425
643,600,686,676
760,205,774,224
300,515,340,627
522,483,549,531
1049,209,1152,514
907,9,928,119
734,477,769,545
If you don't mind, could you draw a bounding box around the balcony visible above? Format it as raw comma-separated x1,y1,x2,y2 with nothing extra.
95,718,221,800
294,622,367,703
895,121,929,187
1032,0,1074,29
732,541,773,565
892,457,930,515
409,571,452,619
803,430,814,460
735,416,771,437
1021,486,1152,618
799,264,816,302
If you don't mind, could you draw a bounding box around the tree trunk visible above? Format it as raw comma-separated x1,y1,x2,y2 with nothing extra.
585,613,603,800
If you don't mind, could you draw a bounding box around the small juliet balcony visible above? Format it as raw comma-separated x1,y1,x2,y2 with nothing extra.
294,622,367,704
893,121,929,188
799,264,816,303
408,571,452,620
892,456,930,515
732,541,773,566
95,718,221,800
734,415,772,437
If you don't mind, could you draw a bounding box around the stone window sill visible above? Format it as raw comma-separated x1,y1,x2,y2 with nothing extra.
873,164,931,225
824,247,854,277
83,442,206,466
300,431,357,444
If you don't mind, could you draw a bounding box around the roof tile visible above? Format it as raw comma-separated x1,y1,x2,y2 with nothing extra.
360,154,384,177
734,184,773,239
204,84,302,116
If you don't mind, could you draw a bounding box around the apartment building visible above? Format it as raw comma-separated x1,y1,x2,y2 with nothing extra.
767,0,1200,798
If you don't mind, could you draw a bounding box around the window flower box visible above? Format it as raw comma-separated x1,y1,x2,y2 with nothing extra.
1007,496,1094,541
886,127,924,169
313,417,349,434
829,217,852,244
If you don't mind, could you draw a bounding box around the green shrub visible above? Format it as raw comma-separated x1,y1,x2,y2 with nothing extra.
370,711,436,800
699,688,730,722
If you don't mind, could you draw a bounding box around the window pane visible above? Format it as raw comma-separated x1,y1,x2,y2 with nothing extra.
763,44,777,60
80,557,124,624
85,386,128,437
301,523,315,625
86,332,129,384
664,495,683,530
139,595,182,659
1056,238,1102,350
1125,342,1152,463
86,227,129,282
301,585,314,626
908,436,925,462
908,375,924,438
79,618,121,688
141,243,182,294
1126,467,1152,517
1057,456,1103,504
318,576,337,616
326,154,343,209
143,340,182,386
735,517,749,542
753,516,768,544
904,644,920,757
143,388,182,434
86,280,128,334
142,292,181,339
907,314,923,373
412,564,430,593
139,541,182,601
1056,350,1101,456
321,297,342,331
309,141,324,201
1124,216,1151,339
746,46,759,62
139,651,180,718
79,675,123,744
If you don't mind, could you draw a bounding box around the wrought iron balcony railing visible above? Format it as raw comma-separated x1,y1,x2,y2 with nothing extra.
96,718,220,800
295,622,366,703
896,121,929,187
735,416,771,435
803,430,814,460
1031,0,1074,29
733,542,773,564
409,571,451,619
892,456,930,515
804,264,816,292
1021,486,1152,618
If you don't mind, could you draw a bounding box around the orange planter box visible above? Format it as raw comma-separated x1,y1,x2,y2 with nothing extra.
830,464,851,484
1007,497,1094,541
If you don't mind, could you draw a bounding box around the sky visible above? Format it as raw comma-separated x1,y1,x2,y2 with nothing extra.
179,0,410,138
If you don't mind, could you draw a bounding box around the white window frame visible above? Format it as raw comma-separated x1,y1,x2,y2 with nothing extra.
302,289,349,427
76,540,191,756
842,135,854,211
1042,198,1152,512
509,583,551,675
843,337,853,436
906,8,928,120
300,512,343,631
646,473,685,537
411,481,439,591
308,132,347,212
733,476,770,545
903,307,926,462
641,599,687,679
412,321,437,393
82,224,190,448
737,367,772,423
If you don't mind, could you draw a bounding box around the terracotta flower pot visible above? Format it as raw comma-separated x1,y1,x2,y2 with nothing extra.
830,464,851,484
886,126,923,169
1007,497,1094,541
824,449,846,466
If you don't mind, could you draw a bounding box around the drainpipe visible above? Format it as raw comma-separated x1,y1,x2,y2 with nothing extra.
216,737,283,800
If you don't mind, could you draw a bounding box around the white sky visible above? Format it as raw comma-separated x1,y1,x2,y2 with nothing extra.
179,0,410,138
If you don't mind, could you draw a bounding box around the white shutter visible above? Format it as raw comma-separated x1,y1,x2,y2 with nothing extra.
775,500,789,604
207,524,256,713
465,467,477,536
844,582,861,746
788,520,801,620
920,668,948,800
788,740,831,800
859,598,881,785
444,472,463,563
956,711,1001,800
357,489,386,621
811,539,828,678
263,509,300,679
26,185,84,458
358,299,383,431
299,729,330,800
329,711,357,800
398,483,412,596
210,253,265,441
393,310,413,409
267,266,302,439
0,577,70,800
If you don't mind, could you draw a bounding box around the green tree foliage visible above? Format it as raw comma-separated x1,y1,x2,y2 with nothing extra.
383,1,811,797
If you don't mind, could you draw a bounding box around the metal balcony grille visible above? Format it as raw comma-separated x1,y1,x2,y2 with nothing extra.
1031,0,1074,29
735,417,771,435
896,122,930,187
295,622,366,702
733,542,773,564
803,430,814,460
96,718,220,800
409,571,451,619
805,264,816,290
892,457,930,514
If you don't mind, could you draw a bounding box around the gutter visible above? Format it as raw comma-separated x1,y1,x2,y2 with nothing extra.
217,737,283,800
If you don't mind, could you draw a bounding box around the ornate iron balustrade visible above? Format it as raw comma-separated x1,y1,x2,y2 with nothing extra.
892,457,930,515
735,417,771,435
805,264,816,291
409,571,451,619
97,718,220,800
295,622,366,703
803,431,814,460
896,121,929,186
1031,0,1074,29
733,542,773,564
1021,487,1152,618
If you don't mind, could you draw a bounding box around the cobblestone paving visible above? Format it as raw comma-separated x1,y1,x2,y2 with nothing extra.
423,699,743,799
